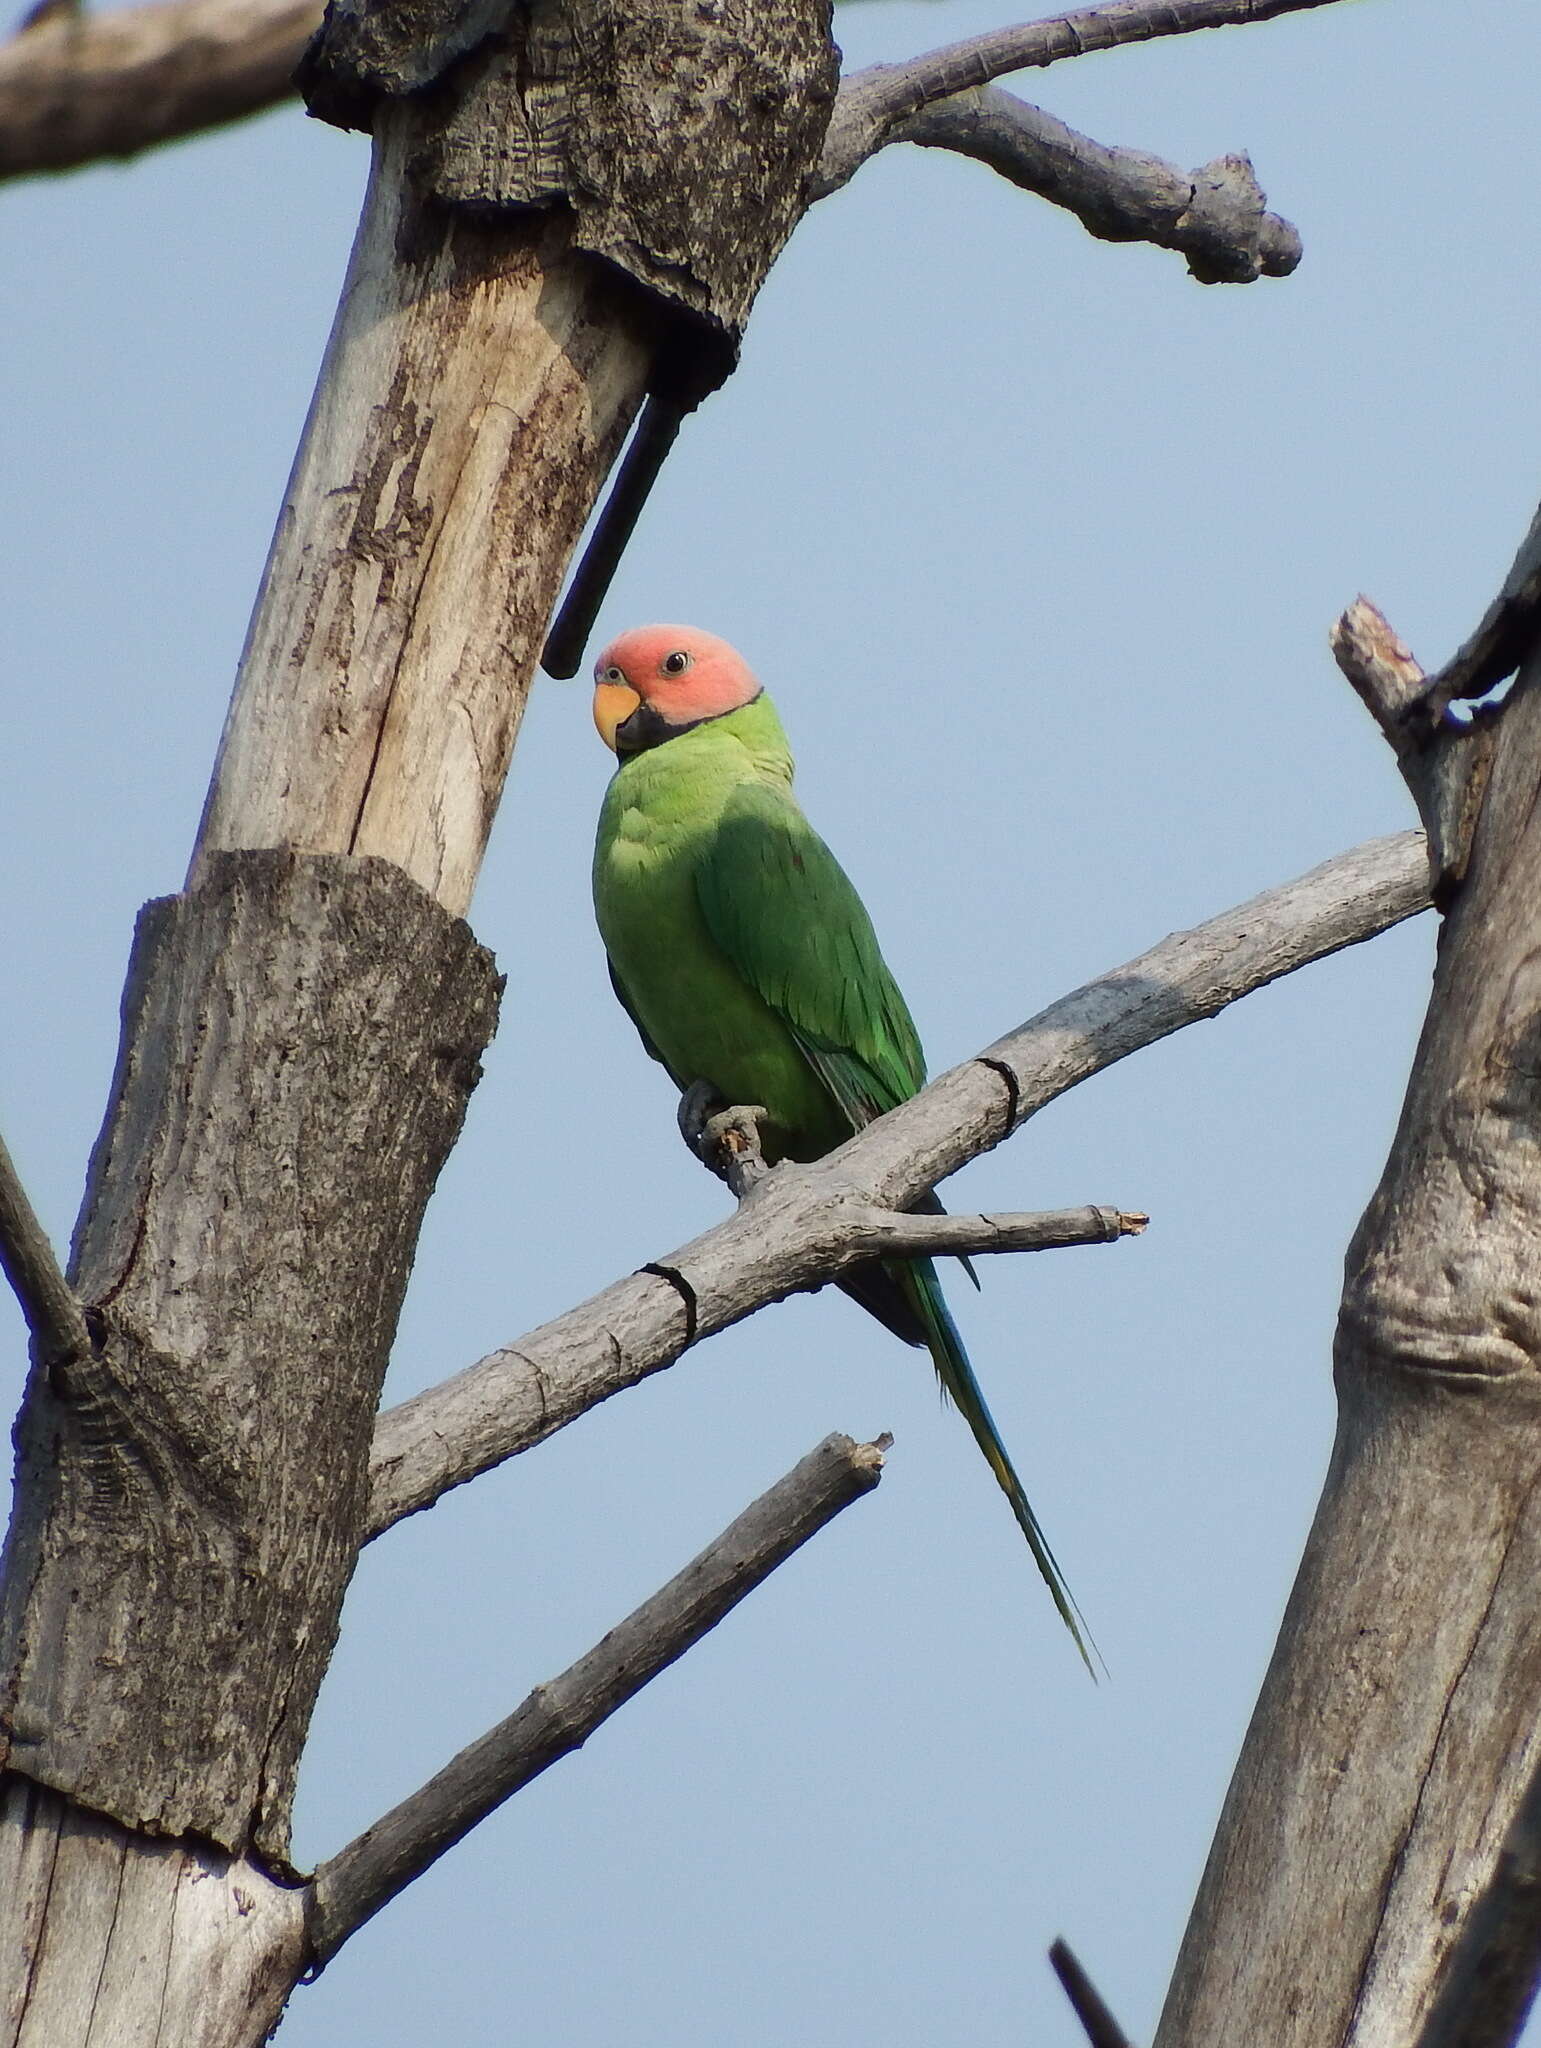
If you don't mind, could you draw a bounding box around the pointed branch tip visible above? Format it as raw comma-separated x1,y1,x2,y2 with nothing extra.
311,1429,884,1963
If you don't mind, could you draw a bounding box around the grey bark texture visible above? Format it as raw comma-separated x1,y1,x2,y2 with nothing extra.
866,91,1300,283
298,0,838,398
0,853,502,1865
0,0,1315,306
1154,642,1541,2045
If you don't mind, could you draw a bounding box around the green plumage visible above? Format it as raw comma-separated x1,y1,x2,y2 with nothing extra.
594,692,1092,1665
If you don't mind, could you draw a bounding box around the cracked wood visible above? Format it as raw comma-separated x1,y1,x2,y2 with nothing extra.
1155,643,1541,2045
0,853,501,1865
189,121,657,917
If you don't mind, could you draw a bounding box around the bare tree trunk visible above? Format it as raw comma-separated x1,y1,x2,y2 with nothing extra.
1156,642,1541,2046
0,0,838,2025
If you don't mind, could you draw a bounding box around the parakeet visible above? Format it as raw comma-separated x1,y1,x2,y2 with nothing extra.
591,623,1091,1664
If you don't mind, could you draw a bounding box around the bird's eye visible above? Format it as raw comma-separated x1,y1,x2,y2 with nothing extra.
661,650,693,677
601,665,625,684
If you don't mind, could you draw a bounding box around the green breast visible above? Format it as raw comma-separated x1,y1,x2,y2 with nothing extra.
593,701,849,1162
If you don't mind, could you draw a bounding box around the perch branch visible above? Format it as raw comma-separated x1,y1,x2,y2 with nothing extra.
1050,1938,1137,2048
1331,597,1498,900
309,1431,888,1964
0,0,318,179
823,87,1300,283
818,0,1351,195
365,831,1429,1540
0,1127,90,1367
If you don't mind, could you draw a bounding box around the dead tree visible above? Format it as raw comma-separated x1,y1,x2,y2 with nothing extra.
8,0,1541,2043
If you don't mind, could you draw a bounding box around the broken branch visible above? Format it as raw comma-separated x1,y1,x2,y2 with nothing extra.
823,87,1300,284
309,1431,887,1963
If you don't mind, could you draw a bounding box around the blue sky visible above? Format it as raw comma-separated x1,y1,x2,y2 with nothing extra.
4,0,1540,2040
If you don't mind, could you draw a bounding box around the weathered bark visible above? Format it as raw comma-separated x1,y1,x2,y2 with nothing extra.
1155,645,1541,2045
0,853,501,1865
0,0,856,2037
188,125,657,916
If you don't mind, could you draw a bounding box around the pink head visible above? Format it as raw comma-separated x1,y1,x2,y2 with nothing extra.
592,624,761,753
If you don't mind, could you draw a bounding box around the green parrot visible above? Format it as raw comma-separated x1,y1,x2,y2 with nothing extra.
591,622,1091,1665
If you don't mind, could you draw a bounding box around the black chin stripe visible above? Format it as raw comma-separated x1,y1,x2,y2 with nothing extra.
614,688,763,758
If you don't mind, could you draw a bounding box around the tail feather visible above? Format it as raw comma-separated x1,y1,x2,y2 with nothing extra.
900,1257,1101,1677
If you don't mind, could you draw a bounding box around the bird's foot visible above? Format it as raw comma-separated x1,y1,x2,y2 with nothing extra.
677,1083,772,1200
703,1105,772,1199
677,1080,729,1164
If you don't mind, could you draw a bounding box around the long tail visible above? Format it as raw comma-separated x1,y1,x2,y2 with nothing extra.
900,1257,1101,1677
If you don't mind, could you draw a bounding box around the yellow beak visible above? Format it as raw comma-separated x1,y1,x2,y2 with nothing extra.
593,681,642,752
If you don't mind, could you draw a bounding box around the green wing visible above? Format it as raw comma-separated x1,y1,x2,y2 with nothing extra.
694,781,925,1132
694,780,1092,1666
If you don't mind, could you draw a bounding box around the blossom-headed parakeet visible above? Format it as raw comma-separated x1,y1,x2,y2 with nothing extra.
591,624,1089,1664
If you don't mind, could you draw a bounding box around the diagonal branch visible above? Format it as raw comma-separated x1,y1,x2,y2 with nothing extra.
308,1431,888,1965
854,88,1300,283
365,831,1429,1541
817,0,1351,196
0,1126,91,1367
1050,1938,1137,2048
0,0,318,180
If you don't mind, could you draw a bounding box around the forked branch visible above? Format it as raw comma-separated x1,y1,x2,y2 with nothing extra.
309,1431,888,1964
365,831,1429,1541
4,0,1321,304
820,0,1351,194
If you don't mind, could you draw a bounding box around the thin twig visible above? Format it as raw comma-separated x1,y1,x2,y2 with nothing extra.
1050,1937,1136,2048
0,1128,90,1366
827,86,1299,283
818,0,1351,194
365,831,1429,1540
309,1431,888,1965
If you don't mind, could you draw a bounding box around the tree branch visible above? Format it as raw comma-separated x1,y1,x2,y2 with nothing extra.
1331,597,1499,902
365,831,1429,1541
1,0,1326,303
854,88,1299,283
0,1126,90,1367
817,0,1351,196
1050,1937,1137,2048
0,0,318,180
1426,497,1541,711
308,1431,888,1965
